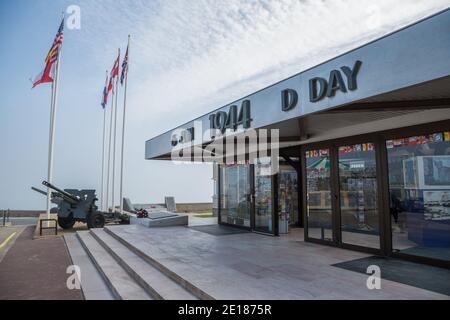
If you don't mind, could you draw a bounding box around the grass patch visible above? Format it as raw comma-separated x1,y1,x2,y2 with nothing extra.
193,212,214,218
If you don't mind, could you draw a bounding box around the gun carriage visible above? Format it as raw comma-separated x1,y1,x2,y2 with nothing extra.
32,181,128,229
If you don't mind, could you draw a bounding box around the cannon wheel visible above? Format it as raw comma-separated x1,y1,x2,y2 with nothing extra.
87,212,105,229
58,215,75,229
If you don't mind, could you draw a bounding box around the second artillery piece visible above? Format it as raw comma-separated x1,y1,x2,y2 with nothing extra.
32,181,128,229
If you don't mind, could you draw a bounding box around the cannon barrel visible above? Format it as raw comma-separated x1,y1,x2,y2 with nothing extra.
31,186,47,196
42,181,80,203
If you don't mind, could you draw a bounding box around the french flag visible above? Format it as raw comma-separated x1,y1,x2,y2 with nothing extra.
101,74,109,108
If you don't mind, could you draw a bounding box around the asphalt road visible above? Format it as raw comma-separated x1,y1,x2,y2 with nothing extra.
6,217,38,226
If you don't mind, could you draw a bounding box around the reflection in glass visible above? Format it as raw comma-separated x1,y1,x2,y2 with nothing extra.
387,132,450,262
306,149,333,241
254,158,273,233
338,143,380,249
278,164,299,234
220,164,251,227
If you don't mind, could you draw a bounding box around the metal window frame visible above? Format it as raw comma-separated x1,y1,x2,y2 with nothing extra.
216,119,450,268
301,119,450,267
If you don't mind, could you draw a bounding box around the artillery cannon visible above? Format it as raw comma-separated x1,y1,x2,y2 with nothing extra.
32,181,128,229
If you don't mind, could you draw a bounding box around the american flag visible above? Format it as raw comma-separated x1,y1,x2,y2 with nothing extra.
32,18,64,88
45,19,64,65
120,45,128,85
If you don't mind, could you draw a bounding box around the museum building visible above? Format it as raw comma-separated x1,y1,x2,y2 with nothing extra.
145,9,450,268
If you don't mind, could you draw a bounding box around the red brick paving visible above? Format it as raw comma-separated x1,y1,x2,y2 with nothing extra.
0,226,83,300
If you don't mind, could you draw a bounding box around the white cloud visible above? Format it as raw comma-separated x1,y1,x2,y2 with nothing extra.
79,0,450,133
75,0,449,204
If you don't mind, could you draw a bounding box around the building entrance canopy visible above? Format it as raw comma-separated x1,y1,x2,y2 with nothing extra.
146,9,450,161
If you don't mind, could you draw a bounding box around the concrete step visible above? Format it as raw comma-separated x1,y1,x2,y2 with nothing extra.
76,231,152,300
90,228,197,300
64,234,115,300
104,226,214,300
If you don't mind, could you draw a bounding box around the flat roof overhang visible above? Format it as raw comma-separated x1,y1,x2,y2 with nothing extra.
145,8,450,161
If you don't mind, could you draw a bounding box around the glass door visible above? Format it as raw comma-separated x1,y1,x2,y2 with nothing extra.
338,142,380,249
219,164,251,228
386,131,450,263
305,148,333,241
254,158,275,234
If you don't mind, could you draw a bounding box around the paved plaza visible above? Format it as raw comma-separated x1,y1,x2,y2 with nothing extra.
106,224,449,300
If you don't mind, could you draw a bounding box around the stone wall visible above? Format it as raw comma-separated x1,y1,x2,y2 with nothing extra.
176,203,212,213
1,210,44,217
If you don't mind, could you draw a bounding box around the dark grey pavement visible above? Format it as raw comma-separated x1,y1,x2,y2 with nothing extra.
0,226,83,300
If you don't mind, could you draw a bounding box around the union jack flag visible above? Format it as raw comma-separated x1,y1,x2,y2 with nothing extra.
32,18,64,88
120,45,128,85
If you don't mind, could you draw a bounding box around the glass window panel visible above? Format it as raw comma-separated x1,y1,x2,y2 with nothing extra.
278,164,299,234
254,158,273,234
338,143,380,249
305,149,333,241
387,131,450,262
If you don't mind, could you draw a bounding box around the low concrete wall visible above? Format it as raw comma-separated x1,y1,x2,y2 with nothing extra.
176,203,212,213
1,210,44,217
7,202,213,216
33,213,59,239
133,202,212,213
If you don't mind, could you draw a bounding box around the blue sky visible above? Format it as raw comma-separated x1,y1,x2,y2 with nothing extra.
1,0,449,210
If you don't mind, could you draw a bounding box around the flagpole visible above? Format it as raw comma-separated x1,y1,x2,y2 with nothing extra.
111,48,120,213
106,81,115,212
100,71,108,211
119,36,130,214
46,24,63,222
46,80,56,220
101,107,107,211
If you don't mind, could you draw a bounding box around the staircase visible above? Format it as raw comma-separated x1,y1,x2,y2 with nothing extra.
65,227,212,300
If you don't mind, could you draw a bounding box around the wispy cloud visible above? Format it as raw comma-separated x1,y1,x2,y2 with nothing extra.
78,0,450,136
3,0,448,209
71,0,450,204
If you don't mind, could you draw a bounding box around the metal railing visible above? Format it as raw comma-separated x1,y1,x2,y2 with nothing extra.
39,219,58,236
